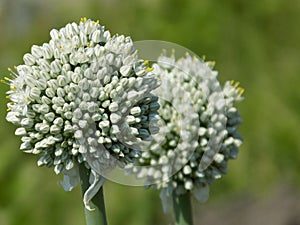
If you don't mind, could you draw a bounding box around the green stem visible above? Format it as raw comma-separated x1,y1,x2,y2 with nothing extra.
79,164,108,225
172,192,194,225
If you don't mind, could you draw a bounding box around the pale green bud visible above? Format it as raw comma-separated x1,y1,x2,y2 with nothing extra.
15,127,27,136
23,53,36,66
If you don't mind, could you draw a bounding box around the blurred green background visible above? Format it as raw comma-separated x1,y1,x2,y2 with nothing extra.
0,0,300,225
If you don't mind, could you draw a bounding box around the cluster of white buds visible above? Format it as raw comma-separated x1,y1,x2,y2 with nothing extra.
4,18,160,209
128,52,243,212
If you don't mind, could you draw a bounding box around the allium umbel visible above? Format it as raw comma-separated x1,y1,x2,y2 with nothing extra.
128,52,243,212
5,18,159,209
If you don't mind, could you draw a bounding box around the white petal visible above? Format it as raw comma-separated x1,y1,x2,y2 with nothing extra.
192,185,209,203
60,166,80,192
120,65,131,76
159,189,172,213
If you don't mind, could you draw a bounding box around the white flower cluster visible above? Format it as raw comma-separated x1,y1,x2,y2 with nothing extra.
128,52,243,211
5,18,159,208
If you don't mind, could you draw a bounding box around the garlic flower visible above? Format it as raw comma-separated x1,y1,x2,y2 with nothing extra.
5,18,159,209
128,52,243,212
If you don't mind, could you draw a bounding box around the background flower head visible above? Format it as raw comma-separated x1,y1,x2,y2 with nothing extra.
128,52,243,211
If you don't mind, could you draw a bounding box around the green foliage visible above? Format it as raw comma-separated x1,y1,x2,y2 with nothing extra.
0,0,299,225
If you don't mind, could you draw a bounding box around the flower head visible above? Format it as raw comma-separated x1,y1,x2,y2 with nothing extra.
5,18,159,209
128,52,243,212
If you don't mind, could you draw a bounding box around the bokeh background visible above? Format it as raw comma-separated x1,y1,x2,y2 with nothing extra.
0,0,300,225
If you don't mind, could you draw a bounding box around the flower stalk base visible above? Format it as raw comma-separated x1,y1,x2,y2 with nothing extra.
172,192,194,225
79,164,107,225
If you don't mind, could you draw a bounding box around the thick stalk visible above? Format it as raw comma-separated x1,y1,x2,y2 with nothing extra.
172,192,194,225
79,164,108,225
